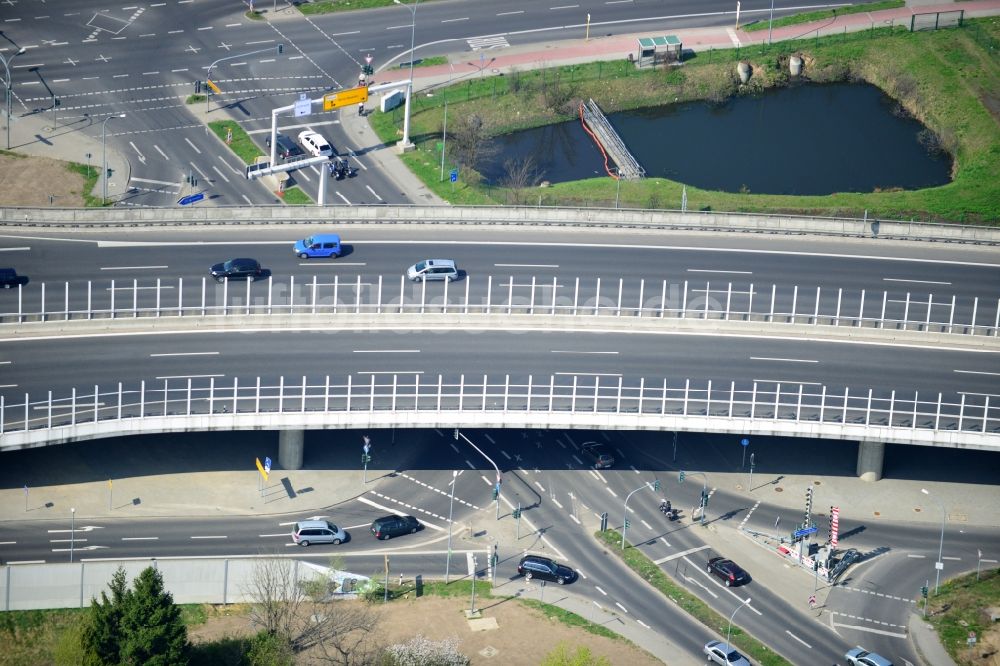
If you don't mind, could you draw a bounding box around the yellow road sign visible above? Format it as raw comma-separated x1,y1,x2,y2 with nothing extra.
255,456,269,481
323,85,369,111
206,79,221,94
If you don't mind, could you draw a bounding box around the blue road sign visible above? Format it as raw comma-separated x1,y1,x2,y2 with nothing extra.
264,456,272,474
740,437,750,447
449,169,458,183
793,525,818,538
178,192,205,206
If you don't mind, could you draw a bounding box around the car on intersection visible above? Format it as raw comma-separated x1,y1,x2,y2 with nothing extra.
298,129,333,157
703,640,751,666
580,441,614,469
517,555,576,585
845,647,894,666
706,557,749,587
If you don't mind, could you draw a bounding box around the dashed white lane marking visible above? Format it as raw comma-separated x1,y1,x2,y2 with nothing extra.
595,586,607,596
211,165,230,183
184,137,202,154
637,619,651,629
534,481,545,492
738,500,761,529
615,601,628,613
365,185,381,200
241,194,253,205
153,144,169,160
360,493,444,531
336,191,351,205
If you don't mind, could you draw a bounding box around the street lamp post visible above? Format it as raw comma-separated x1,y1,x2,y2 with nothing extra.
767,0,776,45
726,597,752,649
1,47,27,150
102,113,126,205
921,488,946,594
621,479,659,550
445,470,458,584
615,169,622,208
440,63,455,181
70,507,76,563
393,0,419,149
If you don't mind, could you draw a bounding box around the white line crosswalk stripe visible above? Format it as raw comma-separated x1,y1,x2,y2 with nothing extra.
468,36,509,51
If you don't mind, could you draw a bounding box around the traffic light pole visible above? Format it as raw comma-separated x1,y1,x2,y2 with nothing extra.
679,470,710,526
455,429,502,520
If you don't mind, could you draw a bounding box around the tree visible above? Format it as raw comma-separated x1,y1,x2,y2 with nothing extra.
81,566,129,666
500,155,542,204
119,567,189,666
446,113,498,175
244,556,382,665
80,566,189,666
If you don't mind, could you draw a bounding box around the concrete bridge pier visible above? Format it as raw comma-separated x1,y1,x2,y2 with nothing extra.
279,429,304,470
856,439,885,482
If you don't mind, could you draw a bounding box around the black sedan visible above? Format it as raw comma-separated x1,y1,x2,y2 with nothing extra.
209,258,263,282
707,557,750,587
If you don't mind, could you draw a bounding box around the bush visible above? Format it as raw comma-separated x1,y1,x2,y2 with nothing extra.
380,635,469,666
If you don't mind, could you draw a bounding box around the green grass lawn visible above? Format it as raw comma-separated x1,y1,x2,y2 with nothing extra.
926,567,1000,664
372,19,1000,223
743,0,905,32
207,120,263,165
281,186,313,205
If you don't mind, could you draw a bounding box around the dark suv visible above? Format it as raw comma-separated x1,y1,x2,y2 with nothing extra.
265,133,304,161
370,514,420,540
707,557,749,587
209,258,262,283
581,442,614,469
0,268,27,289
517,555,576,585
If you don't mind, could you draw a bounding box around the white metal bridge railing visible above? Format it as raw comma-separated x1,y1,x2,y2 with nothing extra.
2,374,997,440
1,275,998,336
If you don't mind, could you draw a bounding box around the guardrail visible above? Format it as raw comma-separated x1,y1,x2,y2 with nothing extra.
2,374,997,450
2,275,998,336
1,205,998,244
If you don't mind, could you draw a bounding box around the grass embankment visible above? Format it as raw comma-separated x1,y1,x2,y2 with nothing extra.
299,0,445,14
64,162,105,207
370,19,1000,223
594,530,792,666
207,120,313,204
743,0,905,32
925,568,1000,664
0,579,637,665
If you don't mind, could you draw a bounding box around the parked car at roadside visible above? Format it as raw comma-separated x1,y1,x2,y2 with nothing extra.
265,133,305,161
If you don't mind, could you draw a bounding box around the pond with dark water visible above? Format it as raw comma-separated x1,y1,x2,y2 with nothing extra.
480,82,953,195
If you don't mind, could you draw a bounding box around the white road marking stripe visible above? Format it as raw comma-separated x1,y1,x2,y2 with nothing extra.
883,278,951,285
353,349,420,353
100,265,169,270
551,350,619,355
687,269,753,274
150,352,220,357
785,630,812,648
750,357,818,363
155,374,225,379
122,536,158,541
654,544,710,564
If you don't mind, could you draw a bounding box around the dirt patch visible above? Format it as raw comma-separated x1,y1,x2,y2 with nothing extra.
0,152,88,207
189,595,664,665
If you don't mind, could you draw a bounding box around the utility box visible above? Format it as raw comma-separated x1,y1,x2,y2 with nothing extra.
381,90,405,113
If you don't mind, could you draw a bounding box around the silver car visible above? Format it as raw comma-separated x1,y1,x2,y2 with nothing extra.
704,641,751,666
406,259,458,282
292,520,347,546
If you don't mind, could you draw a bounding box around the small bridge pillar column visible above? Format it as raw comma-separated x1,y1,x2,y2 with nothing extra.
279,429,304,470
856,440,885,482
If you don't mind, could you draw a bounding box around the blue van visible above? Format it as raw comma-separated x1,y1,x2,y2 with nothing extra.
294,234,342,259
